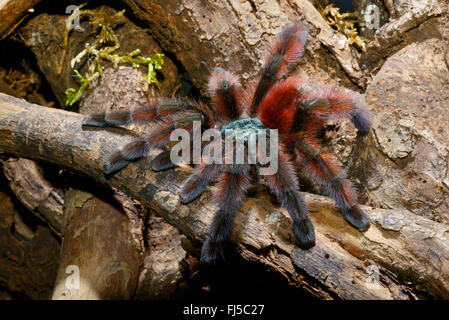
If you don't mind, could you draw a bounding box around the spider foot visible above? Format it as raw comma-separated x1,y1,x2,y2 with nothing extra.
105,151,130,174
293,217,315,249
179,175,208,204
344,205,370,232
151,150,176,172
82,113,107,127
200,239,226,265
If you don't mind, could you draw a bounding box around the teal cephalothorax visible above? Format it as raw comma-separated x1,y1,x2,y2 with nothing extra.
220,117,271,144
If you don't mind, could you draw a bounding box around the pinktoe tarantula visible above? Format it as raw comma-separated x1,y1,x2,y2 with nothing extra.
83,23,372,264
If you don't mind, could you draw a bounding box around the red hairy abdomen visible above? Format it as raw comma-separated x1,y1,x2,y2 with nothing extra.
258,77,303,133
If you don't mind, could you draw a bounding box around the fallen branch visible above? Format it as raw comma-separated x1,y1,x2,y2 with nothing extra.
0,93,448,299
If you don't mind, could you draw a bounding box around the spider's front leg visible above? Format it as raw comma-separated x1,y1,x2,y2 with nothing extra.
84,107,202,174
249,23,309,114
264,148,315,249
294,141,370,232
179,160,219,204
101,117,187,174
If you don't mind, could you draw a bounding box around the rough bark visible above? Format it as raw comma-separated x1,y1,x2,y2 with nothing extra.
323,3,449,225
16,5,189,299
122,0,446,91
75,59,188,300
123,0,364,90
19,5,179,105
1,93,448,299
135,214,188,300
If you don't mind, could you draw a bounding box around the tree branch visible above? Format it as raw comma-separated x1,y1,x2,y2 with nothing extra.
1,92,448,299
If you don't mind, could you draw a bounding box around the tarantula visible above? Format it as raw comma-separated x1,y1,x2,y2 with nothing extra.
83,23,372,264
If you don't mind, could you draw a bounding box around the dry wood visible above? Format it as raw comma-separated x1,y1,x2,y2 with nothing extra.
1,93,448,299
17,5,189,299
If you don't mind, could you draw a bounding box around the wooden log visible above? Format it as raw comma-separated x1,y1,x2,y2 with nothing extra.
1,93,448,299
18,5,189,299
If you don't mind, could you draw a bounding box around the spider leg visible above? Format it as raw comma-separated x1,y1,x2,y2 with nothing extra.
246,165,259,196
201,164,252,264
294,140,370,231
264,148,315,249
178,137,226,202
83,105,157,127
179,161,219,204
104,112,202,174
208,67,242,121
250,23,309,114
297,83,372,134
83,98,216,128
257,77,371,135
151,149,175,171
105,136,149,174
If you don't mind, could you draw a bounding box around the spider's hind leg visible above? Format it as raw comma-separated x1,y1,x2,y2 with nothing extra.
295,141,370,231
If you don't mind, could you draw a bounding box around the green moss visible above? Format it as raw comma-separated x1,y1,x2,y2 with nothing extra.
64,8,164,107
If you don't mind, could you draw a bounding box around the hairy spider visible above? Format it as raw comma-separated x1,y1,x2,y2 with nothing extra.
83,23,372,264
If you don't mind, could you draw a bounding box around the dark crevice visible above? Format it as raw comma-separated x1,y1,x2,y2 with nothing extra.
182,244,317,301
0,37,58,106
0,285,31,300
